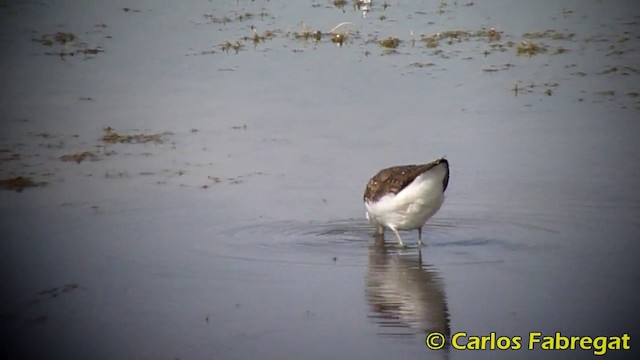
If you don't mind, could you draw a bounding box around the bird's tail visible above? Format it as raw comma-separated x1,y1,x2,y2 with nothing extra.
438,157,450,191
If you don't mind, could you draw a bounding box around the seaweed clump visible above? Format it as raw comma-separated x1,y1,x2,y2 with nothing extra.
60,151,98,164
0,176,43,192
101,127,169,144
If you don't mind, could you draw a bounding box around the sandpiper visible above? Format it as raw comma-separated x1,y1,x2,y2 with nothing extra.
363,158,450,246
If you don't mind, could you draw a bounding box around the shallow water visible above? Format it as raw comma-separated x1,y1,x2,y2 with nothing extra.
1,0,639,359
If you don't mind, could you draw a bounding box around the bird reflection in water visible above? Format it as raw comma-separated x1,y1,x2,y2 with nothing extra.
365,235,450,344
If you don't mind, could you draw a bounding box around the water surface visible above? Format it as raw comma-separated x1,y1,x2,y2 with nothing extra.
1,0,639,359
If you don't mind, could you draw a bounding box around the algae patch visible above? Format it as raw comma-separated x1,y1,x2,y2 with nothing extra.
60,151,98,164
0,176,44,192
101,127,170,144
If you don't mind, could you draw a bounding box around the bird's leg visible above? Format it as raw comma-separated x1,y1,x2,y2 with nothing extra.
371,224,384,242
418,227,423,246
391,227,404,247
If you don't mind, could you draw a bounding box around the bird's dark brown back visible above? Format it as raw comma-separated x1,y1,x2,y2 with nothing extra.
364,158,449,202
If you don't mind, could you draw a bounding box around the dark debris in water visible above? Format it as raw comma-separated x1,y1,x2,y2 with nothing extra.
220,40,244,54
203,10,269,25
32,31,76,46
595,90,616,97
204,21,358,54
0,122,269,191
202,171,265,188
0,151,21,162
598,66,638,76
32,27,108,59
105,170,130,179
331,33,347,46
417,28,503,50
515,41,547,56
379,37,400,49
511,82,559,97
7,283,80,327
333,0,348,11
409,62,435,68
482,63,514,73
294,23,325,42
420,30,470,47
60,151,98,164
38,283,79,298
215,25,280,50
228,171,266,185
0,176,44,192
0,126,249,192
101,127,170,144
523,30,575,41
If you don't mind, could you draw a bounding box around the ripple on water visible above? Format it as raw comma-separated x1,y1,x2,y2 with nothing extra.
213,212,554,266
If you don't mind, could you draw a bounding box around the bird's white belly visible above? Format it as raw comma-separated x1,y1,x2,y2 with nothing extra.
365,169,445,230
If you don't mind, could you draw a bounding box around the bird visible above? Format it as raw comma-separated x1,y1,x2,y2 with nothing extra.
363,158,450,246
